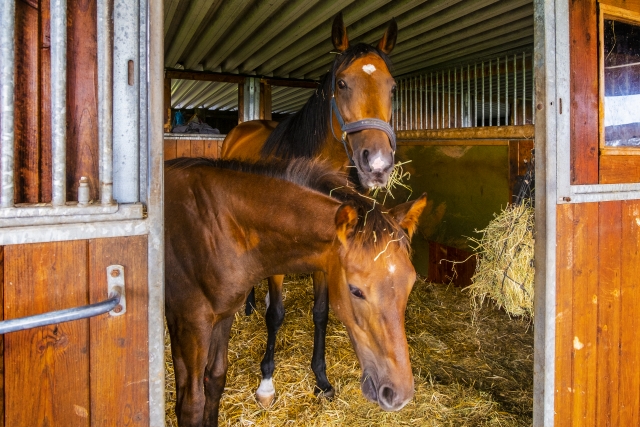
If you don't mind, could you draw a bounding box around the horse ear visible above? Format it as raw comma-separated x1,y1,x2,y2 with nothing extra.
335,203,358,247
388,193,427,239
332,12,349,52
377,18,397,55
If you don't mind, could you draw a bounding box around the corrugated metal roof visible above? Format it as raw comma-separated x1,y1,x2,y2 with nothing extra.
165,0,534,111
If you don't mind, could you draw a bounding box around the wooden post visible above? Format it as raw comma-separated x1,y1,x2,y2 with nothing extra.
260,81,272,120
164,77,171,132
237,83,244,124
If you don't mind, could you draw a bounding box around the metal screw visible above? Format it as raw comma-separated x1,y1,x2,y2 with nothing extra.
563,196,571,202
113,305,123,314
110,269,121,278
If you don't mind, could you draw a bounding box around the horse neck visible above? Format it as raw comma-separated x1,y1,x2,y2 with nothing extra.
317,112,351,171
226,176,340,277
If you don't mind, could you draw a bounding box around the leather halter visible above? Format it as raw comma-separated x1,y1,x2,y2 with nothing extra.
329,55,397,164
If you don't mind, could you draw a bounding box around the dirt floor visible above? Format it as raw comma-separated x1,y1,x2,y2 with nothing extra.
165,275,534,426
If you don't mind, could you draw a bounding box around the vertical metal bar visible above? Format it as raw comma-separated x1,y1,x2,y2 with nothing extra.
474,63,477,127
497,57,500,126
414,76,418,130
98,0,114,205
442,71,445,129
0,0,16,208
531,52,535,124
448,69,451,128
51,0,68,206
523,52,527,125
400,79,404,130
481,62,485,127
506,55,510,125
420,75,423,129
513,53,518,126
409,77,413,130
436,72,439,129
489,59,493,127
454,67,457,127
430,73,433,129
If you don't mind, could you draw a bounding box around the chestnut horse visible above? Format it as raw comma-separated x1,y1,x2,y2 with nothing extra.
165,158,426,427
221,13,399,404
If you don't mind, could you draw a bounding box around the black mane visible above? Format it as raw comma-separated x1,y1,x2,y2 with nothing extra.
166,157,410,256
260,43,393,160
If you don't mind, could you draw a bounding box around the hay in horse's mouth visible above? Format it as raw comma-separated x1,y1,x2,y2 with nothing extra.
372,160,413,204
164,275,533,426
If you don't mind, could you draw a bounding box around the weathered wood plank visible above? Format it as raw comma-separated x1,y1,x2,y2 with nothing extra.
396,124,534,142
66,0,99,202
596,201,622,427
4,241,90,427
89,236,149,427
571,203,599,426
176,139,191,158
204,139,219,158
618,200,640,426
569,0,599,184
39,0,52,203
191,139,205,157
555,203,575,426
164,140,177,160
0,247,4,427
14,0,40,203
599,156,640,184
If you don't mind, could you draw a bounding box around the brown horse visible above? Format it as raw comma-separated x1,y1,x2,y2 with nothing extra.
221,13,400,404
165,157,426,427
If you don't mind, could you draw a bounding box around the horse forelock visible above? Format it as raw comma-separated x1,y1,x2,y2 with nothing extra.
260,43,393,160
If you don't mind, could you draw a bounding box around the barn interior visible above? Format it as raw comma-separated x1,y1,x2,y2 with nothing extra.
162,0,536,425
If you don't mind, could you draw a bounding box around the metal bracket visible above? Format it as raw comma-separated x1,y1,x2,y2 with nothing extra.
107,264,126,316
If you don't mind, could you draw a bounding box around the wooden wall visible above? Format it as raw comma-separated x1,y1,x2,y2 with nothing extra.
555,201,640,426
164,138,223,160
0,237,150,426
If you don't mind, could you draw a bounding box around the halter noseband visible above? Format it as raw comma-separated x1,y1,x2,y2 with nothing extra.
329,55,397,164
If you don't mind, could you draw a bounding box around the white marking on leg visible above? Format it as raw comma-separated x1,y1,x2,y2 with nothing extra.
257,378,275,396
265,290,270,309
362,64,376,74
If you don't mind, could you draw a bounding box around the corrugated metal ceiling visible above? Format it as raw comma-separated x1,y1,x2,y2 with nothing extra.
165,0,534,111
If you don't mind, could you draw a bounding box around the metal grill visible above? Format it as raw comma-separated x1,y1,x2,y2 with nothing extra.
392,51,535,131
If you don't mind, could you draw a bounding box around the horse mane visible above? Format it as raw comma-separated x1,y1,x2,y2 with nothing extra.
166,157,410,257
260,43,394,160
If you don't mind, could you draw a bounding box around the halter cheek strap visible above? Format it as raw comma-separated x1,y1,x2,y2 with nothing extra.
329,57,397,164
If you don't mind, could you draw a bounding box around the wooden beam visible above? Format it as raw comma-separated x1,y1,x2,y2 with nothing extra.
397,124,535,141
164,77,171,132
237,83,244,124
260,81,272,120
261,77,318,88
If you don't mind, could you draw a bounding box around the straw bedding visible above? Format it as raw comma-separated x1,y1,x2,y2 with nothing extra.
165,275,533,426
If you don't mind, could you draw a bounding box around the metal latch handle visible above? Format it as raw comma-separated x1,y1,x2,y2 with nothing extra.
0,265,126,335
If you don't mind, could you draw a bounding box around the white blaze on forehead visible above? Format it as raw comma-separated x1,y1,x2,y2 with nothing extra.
388,263,396,274
370,152,386,171
362,64,376,74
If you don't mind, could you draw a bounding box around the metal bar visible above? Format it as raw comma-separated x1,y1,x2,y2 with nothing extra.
430,73,433,129
448,69,451,128
0,287,123,334
506,55,510,125
497,57,500,126
409,77,412,130
489,59,493,126
98,0,114,205
420,75,423,129
467,64,471,127
513,53,518,126
436,72,439,129
474,63,477,127
51,0,68,206
454,67,457,127
481,62,485,127
523,52,527,125
0,0,15,208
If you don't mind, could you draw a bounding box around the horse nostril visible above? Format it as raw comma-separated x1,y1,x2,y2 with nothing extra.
379,386,396,408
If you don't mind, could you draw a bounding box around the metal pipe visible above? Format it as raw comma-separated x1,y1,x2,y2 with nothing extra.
497,57,500,126
448,69,451,128
51,0,68,206
409,77,412,130
454,67,457,127
0,288,123,334
420,75,423,129
489,59,493,127
467,64,471,127
523,52,527,125
430,73,433,129
513,54,518,125
98,0,114,205
481,62,484,127
474,63,477,127
0,0,15,208
506,55,510,125
436,72,439,129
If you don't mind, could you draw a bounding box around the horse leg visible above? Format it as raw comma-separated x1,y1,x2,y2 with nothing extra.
311,270,334,398
245,287,256,315
167,313,214,427
256,274,285,407
202,315,235,427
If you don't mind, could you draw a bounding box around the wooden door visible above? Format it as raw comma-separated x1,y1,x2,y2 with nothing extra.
0,0,164,425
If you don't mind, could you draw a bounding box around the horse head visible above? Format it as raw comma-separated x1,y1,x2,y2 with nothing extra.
330,13,398,189
326,193,427,411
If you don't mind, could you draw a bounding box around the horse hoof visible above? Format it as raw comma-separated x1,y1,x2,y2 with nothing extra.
256,378,276,408
315,385,335,400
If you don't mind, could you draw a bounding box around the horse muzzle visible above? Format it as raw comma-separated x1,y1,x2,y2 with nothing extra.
360,369,414,411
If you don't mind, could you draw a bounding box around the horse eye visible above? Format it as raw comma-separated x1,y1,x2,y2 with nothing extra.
337,79,347,90
391,85,397,94
349,284,365,299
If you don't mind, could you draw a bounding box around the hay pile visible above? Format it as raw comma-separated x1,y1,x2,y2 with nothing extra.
165,275,533,426
466,202,535,318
